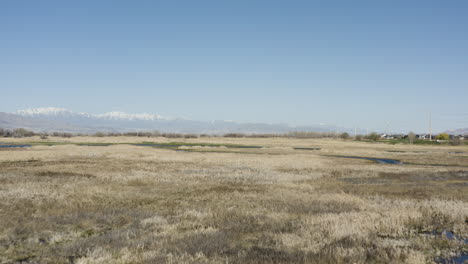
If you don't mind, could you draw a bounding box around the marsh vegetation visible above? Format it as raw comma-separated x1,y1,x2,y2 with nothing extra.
0,136,467,263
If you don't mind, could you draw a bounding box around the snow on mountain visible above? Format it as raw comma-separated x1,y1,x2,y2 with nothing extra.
16,107,166,121
95,111,165,121
17,107,74,116
11,107,347,134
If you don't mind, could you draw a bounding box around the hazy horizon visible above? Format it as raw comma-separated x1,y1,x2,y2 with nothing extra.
1,106,464,134
2,1,467,132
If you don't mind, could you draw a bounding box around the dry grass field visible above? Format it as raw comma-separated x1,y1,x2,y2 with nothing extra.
0,136,467,263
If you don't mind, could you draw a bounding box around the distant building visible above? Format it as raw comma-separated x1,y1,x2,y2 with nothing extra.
380,134,394,140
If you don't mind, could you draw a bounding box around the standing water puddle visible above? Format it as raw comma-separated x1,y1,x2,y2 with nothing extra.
430,230,468,263
0,143,32,148
133,143,263,149
227,145,263,149
294,147,321,150
76,144,112,147
328,155,403,165
440,254,468,264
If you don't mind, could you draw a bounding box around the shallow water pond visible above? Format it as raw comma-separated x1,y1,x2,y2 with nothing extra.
0,143,32,148
328,155,403,165
294,147,321,150
133,143,263,149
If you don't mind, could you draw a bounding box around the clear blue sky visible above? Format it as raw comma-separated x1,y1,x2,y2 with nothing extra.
1,0,467,132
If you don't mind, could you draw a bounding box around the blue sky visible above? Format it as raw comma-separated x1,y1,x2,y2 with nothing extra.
1,0,467,132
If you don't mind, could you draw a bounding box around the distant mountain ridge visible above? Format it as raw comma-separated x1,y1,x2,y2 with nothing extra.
0,112,85,132
17,107,167,121
2,107,351,134
445,128,468,135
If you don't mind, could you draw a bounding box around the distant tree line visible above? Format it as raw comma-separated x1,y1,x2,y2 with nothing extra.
94,131,199,138
224,131,352,139
0,128,202,139
0,128,74,138
0,128,35,138
0,128,348,139
0,127,465,146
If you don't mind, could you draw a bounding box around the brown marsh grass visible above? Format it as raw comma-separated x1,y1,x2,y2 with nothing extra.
0,137,467,263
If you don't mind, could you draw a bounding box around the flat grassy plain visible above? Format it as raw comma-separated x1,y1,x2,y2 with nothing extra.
0,136,467,263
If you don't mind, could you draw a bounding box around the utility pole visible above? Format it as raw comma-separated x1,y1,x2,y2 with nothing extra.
354,126,357,138
429,113,432,141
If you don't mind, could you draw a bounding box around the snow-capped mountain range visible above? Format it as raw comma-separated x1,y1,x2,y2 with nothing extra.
17,107,167,121
2,106,352,134
10,107,464,135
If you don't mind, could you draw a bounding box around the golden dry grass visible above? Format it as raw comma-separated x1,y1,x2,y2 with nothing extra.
0,137,467,263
